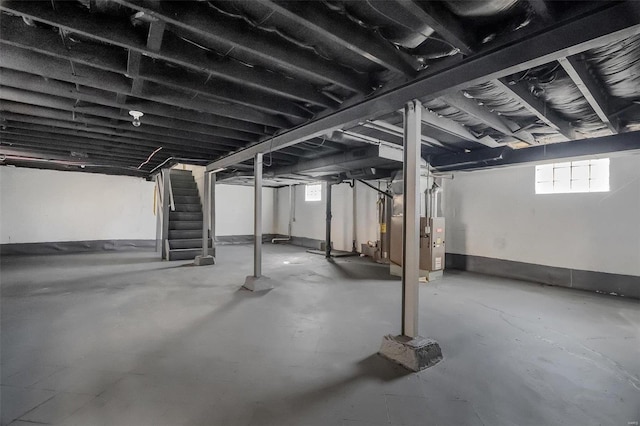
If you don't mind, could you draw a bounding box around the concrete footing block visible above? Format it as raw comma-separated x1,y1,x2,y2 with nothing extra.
378,334,442,372
194,255,215,266
243,275,274,292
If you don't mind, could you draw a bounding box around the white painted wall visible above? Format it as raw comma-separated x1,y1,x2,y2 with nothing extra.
215,184,275,236
275,181,381,251
443,153,640,276
0,167,156,244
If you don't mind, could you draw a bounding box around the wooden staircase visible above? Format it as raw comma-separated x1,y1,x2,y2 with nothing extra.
166,169,212,261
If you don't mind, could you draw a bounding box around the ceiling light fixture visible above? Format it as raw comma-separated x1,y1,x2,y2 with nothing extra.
129,110,144,127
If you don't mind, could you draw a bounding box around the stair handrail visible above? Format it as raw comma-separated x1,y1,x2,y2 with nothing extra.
165,169,176,211
157,174,164,208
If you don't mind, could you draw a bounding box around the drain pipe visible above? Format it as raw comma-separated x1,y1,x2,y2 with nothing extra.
272,185,294,244
352,180,358,253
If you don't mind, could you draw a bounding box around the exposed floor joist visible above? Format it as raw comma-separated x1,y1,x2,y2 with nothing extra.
0,44,289,129
110,0,371,94
256,0,419,76
439,92,536,144
0,2,334,108
493,78,576,141
558,55,620,134
0,69,272,135
207,1,640,171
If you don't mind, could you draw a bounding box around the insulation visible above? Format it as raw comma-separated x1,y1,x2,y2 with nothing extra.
443,0,520,17
423,99,494,137
585,33,640,100
465,81,531,119
531,69,607,135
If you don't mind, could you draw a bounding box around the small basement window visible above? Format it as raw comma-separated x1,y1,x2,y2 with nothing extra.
535,158,609,194
305,183,322,202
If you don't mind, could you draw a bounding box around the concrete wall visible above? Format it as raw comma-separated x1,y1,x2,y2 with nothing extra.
443,153,640,277
0,166,156,244
275,181,381,251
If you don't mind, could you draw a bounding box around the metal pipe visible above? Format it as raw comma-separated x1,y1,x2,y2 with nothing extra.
211,172,216,257
254,153,263,278
357,179,392,198
352,180,357,253
402,100,422,338
325,181,332,258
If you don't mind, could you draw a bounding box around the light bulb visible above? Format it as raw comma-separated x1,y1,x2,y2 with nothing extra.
129,110,144,127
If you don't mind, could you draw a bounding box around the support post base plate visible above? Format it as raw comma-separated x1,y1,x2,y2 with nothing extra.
379,334,443,372
243,275,274,292
194,255,215,266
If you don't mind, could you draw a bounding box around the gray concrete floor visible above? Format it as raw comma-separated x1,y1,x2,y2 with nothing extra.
1,244,638,426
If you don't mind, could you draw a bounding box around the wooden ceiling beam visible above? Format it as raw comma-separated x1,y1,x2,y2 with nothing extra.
111,0,370,93
493,78,576,141
0,44,288,128
0,68,271,135
0,17,310,120
256,0,419,76
558,55,620,134
0,86,259,143
0,2,334,107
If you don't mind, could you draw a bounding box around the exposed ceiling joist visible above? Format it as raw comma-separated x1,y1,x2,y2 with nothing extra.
0,69,271,135
0,44,288,128
110,0,371,94
431,130,640,172
0,18,309,120
0,142,154,177
420,106,500,148
493,78,576,141
1,133,167,163
0,102,250,153
0,110,312,161
206,1,640,171
256,0,419,76
440,92,536,144
0,87,259,143
0,1,334,108
127,50,144,96
361,120,445,148
0,123,228,158
558,55,620,134
0,112,226,154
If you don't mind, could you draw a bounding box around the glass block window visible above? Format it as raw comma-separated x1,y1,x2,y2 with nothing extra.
305,183,322,201
535,158,609,194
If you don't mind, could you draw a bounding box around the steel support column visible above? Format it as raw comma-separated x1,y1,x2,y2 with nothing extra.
325,181,332,258
254,153,263,278
201,171,210,256
402,100,422,338
161,169,170,260
211,172,216,258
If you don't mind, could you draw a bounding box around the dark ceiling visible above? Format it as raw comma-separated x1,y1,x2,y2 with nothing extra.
1,0,639,182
